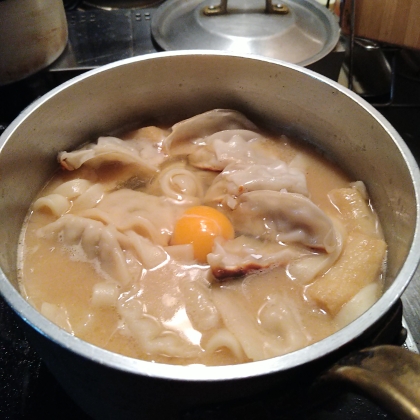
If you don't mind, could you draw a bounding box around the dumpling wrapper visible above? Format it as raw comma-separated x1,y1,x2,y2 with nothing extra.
162,109,258,155
59,136,164,174
208,236,311,281
187,130,269,171
204,161,308,208
230,190,337,253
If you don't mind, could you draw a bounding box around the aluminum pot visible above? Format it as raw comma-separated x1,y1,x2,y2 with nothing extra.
0,51,420,419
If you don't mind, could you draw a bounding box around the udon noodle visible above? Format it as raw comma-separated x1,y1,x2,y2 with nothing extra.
18,109,387,366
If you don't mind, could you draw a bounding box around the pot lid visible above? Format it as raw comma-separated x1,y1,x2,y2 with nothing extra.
151,0,340,66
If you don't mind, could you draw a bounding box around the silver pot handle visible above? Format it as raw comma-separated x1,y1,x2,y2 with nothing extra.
203,0,289,16
320,345,420,420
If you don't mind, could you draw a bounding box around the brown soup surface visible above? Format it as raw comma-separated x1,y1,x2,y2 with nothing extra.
18,110,386,366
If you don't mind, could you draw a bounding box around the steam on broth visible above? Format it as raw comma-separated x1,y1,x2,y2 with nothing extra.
18,109,386,366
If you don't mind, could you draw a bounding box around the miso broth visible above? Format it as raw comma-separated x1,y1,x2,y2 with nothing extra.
18,110,386,366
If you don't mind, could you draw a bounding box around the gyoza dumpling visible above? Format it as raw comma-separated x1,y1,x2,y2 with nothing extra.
162,109,258,155
208,236,312,280
77,189,182,246
188,130,274,171
204,161,308,208
230,190,337,252
59,136,164,174
36,214,141,286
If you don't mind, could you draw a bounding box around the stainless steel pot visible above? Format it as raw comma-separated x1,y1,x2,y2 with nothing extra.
0,51,419,419
0,0,68,85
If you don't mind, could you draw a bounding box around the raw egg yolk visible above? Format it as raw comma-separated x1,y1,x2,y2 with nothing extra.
171,206,235,263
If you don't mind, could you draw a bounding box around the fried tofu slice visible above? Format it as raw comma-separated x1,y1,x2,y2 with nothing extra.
305,233,386,316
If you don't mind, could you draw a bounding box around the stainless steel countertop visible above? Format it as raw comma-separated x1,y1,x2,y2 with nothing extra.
402,271,420,350
51,8,346,81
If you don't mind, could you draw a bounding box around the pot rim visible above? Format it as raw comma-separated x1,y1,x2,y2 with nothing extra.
1,50,420,382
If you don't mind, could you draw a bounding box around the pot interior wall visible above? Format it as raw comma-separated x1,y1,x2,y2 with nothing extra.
0,52,416,319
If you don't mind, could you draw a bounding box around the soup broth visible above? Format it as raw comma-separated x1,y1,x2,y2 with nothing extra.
18,110,386,366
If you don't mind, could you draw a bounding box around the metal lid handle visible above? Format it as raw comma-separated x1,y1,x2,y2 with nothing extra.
203,0,289,16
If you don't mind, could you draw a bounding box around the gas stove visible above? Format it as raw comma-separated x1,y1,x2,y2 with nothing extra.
1,3,420,419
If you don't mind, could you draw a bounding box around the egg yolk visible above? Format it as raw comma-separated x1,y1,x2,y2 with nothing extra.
171,206,235,263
